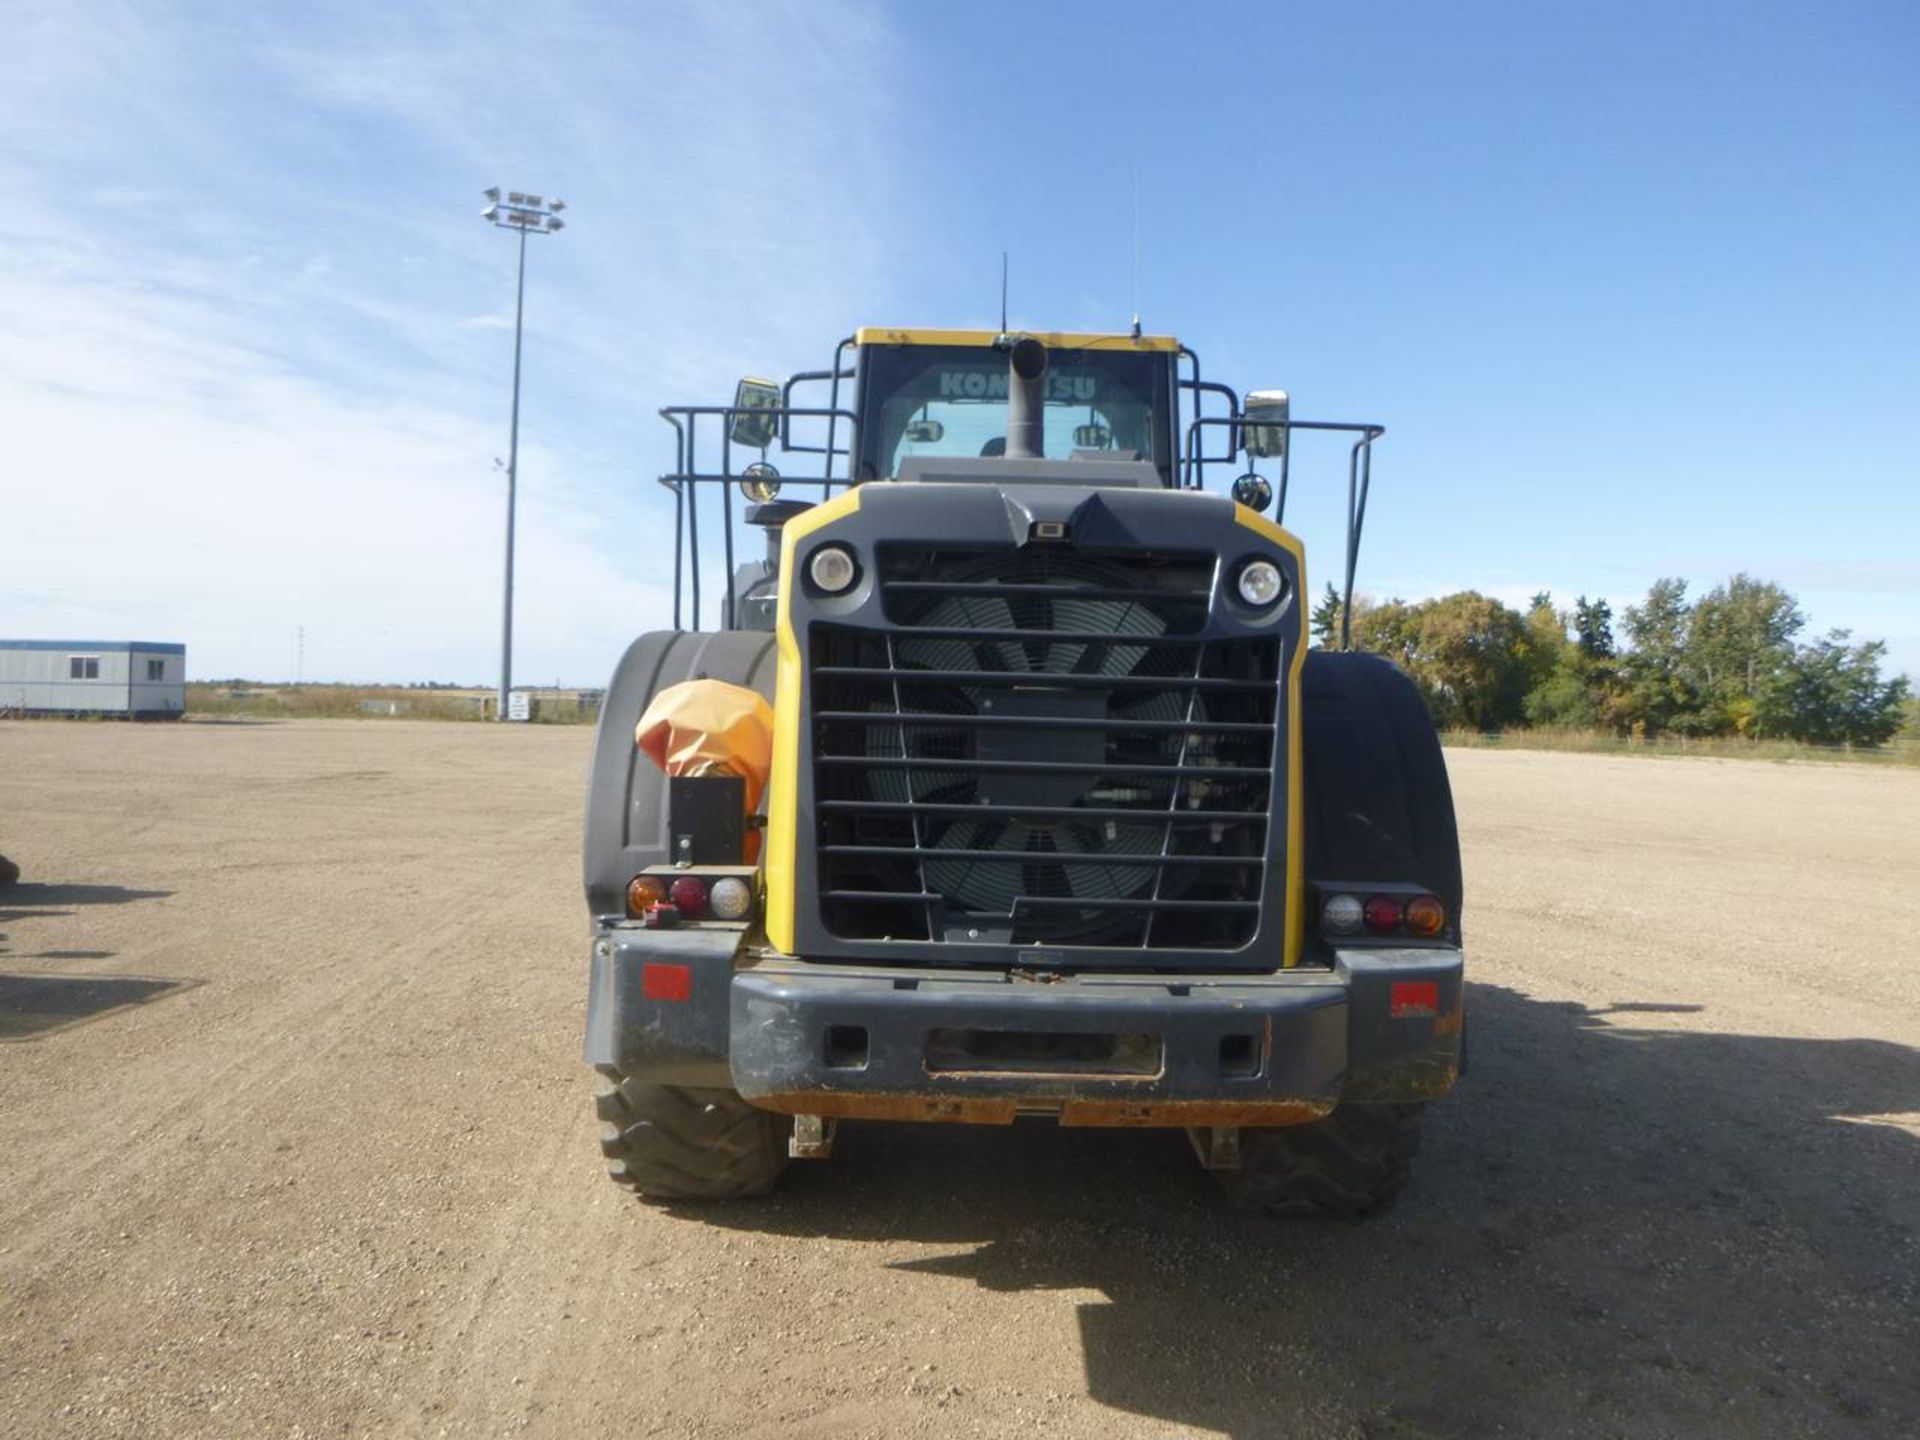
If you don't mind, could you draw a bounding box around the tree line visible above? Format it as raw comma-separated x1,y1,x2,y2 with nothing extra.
1311,574,1913,746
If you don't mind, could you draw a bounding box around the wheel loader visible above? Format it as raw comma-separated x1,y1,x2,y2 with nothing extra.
582,327,1463,1214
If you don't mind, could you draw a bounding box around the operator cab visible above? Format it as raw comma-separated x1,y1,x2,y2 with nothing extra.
660,324,1378,642
849,328,1180,485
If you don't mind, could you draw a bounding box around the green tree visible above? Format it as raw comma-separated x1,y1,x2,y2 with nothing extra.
1756,632,1911,746
1524,662,1598,727
1686,573,1804,732
1520,592,1569,690
1574,595,1615,659
1353,592,1530,730
1309,582,1343,648
1621,578,1705,735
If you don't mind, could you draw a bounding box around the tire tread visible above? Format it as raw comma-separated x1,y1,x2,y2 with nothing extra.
593,1066,790,1201
1220,1103,1425,1217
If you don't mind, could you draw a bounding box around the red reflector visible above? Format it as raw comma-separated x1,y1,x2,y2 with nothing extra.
641,962,692,1002
1390,981,1440,1018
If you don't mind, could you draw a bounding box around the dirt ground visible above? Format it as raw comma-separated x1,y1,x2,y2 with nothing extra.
1,719,1915,1439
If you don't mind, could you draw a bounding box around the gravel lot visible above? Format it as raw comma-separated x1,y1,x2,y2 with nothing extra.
1,718,1915,1438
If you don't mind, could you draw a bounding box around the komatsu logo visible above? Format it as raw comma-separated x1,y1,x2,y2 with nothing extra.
936,370,1099,402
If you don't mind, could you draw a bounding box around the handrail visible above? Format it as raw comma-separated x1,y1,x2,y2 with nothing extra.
654,347,1384,647
656,402,860,632
1181,416,1386,650
780,336,856,495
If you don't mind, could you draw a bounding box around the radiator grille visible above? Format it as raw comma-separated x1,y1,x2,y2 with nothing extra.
809,545,1280,950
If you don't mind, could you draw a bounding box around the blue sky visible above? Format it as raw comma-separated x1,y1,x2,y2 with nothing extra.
2,1,1915,683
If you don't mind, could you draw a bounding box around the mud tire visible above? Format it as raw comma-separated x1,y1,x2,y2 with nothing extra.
594,1068,790,1201
1218,1103,1426,1217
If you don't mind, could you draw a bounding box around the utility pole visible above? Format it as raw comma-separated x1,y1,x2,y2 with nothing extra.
479,186,567,720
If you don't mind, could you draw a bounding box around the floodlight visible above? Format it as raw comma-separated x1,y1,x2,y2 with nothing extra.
473,183,569,723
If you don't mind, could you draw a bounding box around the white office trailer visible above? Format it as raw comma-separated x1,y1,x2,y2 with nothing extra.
0,640,187,718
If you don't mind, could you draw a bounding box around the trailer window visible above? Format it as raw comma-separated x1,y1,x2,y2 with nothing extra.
70,656,99,680
146,659,165,681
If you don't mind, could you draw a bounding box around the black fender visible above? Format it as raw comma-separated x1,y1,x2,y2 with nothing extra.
1300,650,1462,928
582,630,777,919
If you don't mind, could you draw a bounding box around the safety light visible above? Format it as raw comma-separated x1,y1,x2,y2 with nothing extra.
709,876,755,921
740,462,781,504
808,543,857,594
1321,893,1364,936
1404,894,1446,938
668,876,709,917
1362,895,1404,935
1236,558,1284,608
626,874,666,917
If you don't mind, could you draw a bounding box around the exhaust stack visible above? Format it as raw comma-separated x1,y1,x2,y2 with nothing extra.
1005,336,1048,460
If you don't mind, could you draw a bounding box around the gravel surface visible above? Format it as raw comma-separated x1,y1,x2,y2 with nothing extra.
1,719,1915,1438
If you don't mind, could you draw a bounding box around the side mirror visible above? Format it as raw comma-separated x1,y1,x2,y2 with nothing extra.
1242,389,1289,460
904,418,945,444
1072,424,1111,449
729,377,782,451
1231,472,1273,513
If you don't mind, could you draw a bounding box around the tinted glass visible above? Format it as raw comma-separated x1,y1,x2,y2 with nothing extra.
857,345,1173,483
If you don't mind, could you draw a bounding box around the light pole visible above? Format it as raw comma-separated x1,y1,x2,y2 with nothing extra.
480,186,566,720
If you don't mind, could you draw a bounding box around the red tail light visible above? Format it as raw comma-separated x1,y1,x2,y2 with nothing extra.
668,875,708,917
1362,895,1404,934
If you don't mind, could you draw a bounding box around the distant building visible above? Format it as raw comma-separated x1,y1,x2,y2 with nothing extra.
0,640,186,718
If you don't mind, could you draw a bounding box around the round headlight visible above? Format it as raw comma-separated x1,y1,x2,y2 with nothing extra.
1236,558,1285,608
740,462,781,504
709,876,755,921
808,543,857,595
1321,893,1364,936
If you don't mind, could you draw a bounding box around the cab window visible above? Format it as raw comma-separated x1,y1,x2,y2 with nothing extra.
857,344,1173,484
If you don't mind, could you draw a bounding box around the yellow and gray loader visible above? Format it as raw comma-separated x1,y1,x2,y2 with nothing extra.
582,327,1464,1215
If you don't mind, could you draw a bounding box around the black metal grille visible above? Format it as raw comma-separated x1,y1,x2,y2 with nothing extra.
810,546,1280,950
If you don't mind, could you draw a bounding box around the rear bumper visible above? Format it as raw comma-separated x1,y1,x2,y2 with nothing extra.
583,922,1463,1126
727,950,1463,1126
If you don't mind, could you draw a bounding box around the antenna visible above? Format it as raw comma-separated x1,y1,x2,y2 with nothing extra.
999,251,1008,335
1130,167,1141,336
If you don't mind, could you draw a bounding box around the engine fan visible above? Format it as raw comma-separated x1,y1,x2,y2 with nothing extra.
863,552,1213,945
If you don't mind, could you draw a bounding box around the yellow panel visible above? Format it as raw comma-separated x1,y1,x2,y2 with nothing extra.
854,326,1180,353
1232,504,1310,969
764,487,864,954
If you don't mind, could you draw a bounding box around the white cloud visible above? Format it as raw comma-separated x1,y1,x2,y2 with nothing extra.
0,1,905,682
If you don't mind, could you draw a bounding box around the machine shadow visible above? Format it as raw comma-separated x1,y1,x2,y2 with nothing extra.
0,883,170,957
1,883,174,908
0,972,200,1041
688,980,1920,1437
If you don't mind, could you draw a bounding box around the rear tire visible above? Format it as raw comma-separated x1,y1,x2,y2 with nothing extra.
594,1067,791,1201
1217,1103,1425,1217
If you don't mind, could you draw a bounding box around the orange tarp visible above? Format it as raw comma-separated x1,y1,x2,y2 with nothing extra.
634,679,775,815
